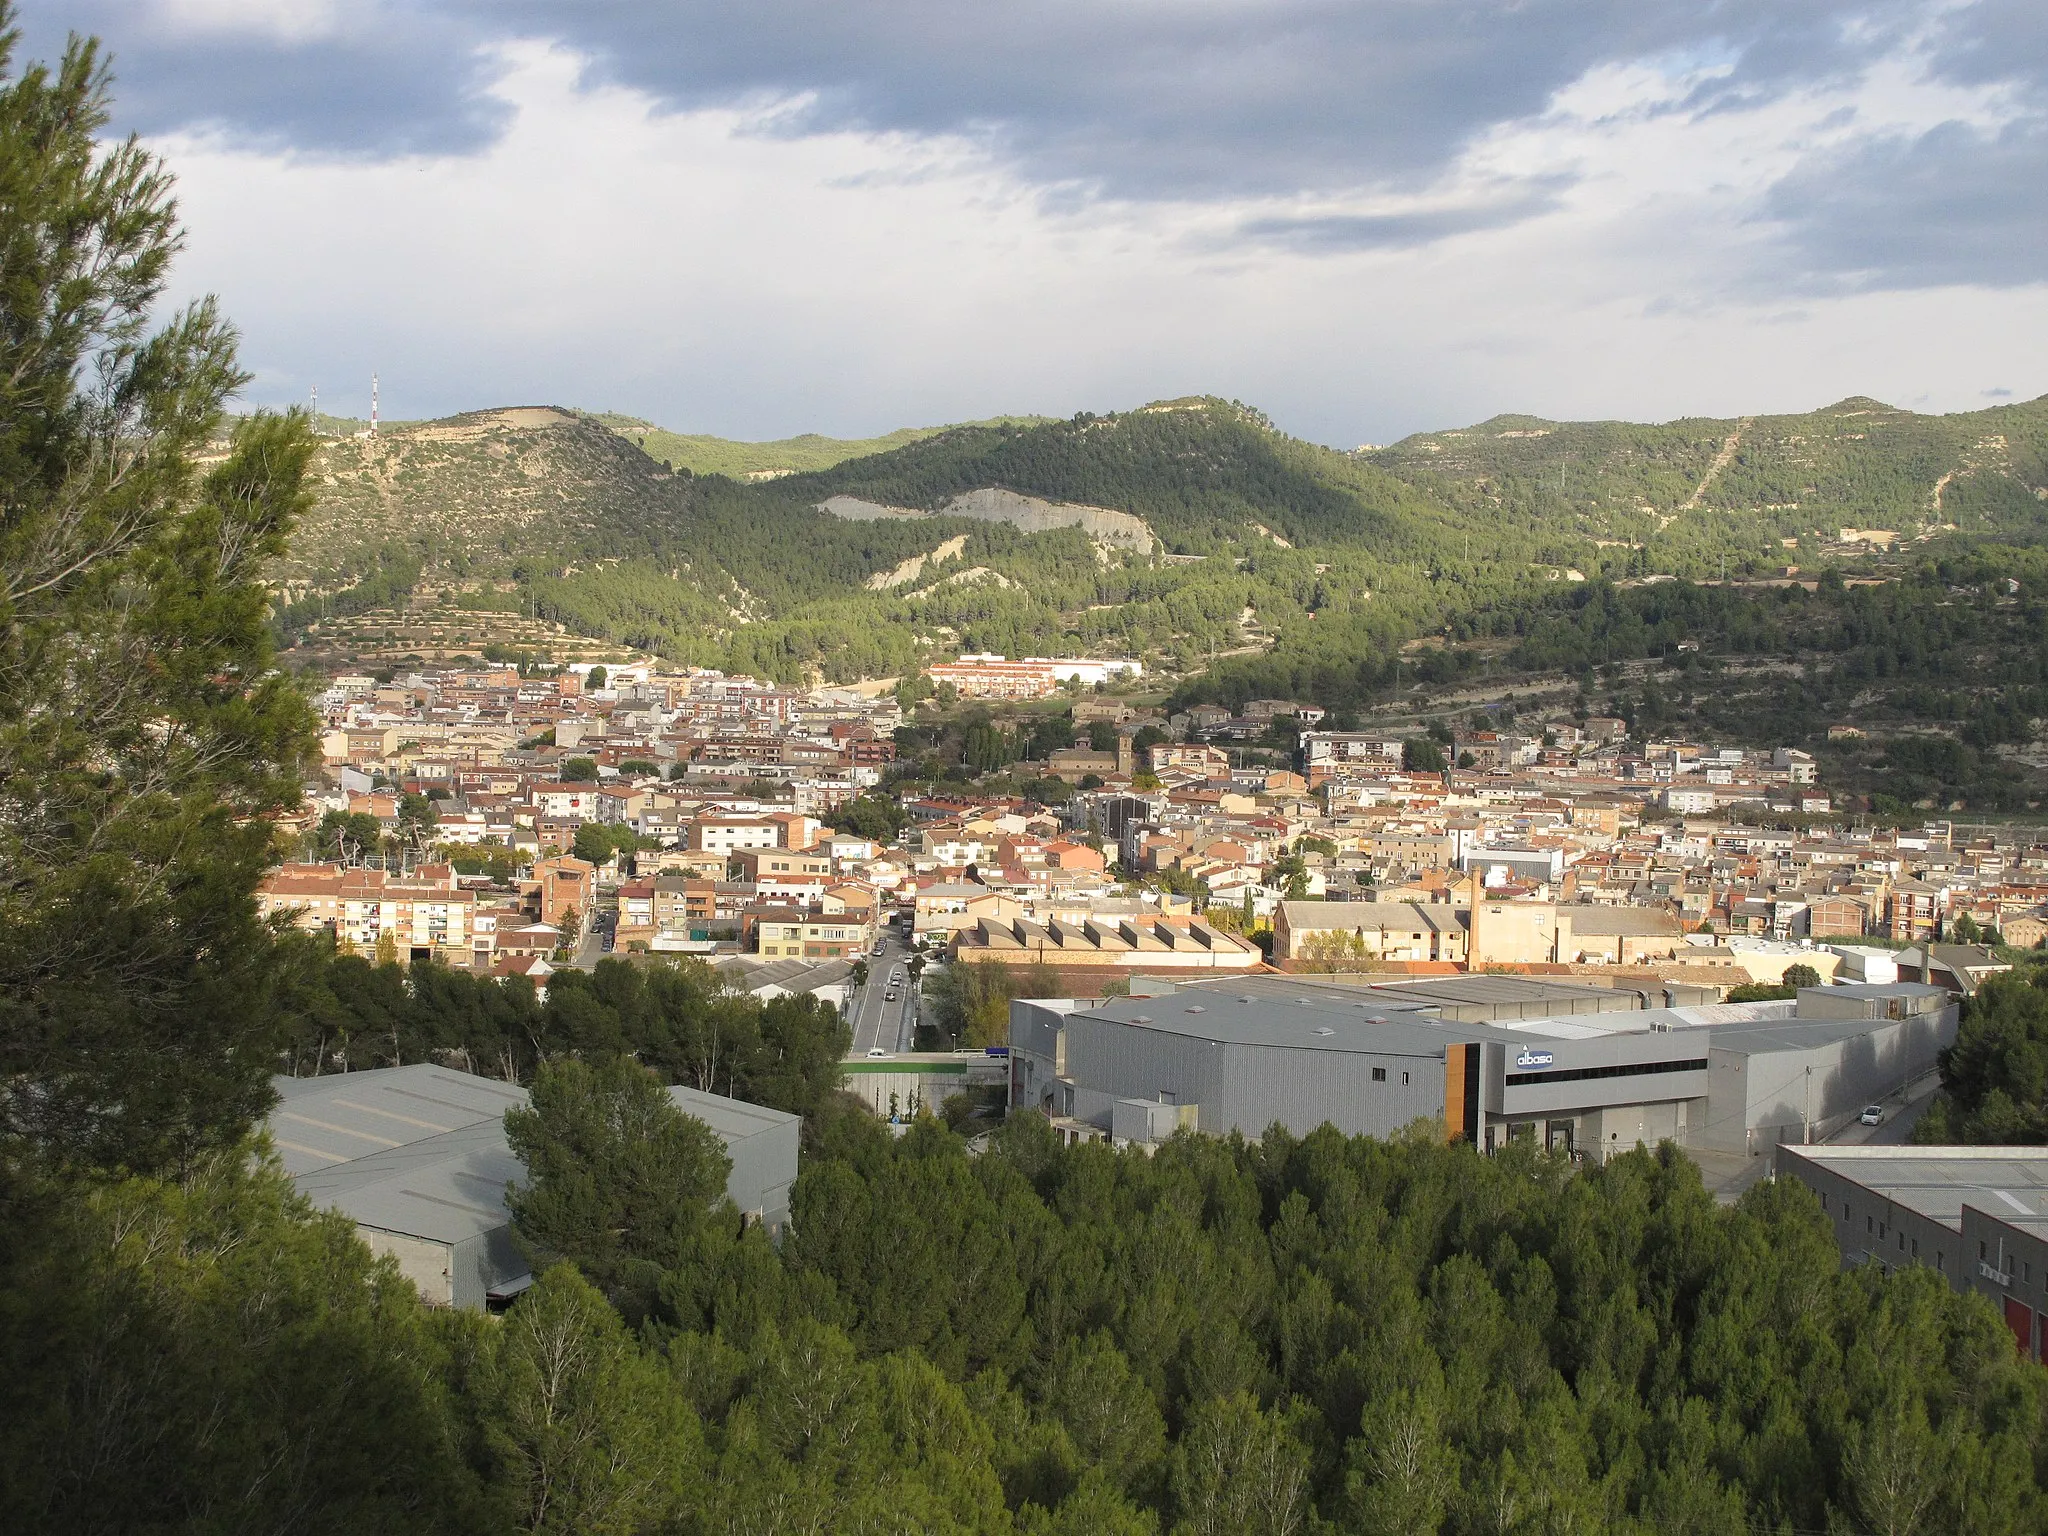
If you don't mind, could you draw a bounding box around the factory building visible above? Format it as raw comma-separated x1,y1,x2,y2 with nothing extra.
1010,976,1954,1162
269,1064,800,1309
1779,1146,2048,1361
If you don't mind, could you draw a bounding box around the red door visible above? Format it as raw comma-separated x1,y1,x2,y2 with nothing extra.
2004,1296,2035,1359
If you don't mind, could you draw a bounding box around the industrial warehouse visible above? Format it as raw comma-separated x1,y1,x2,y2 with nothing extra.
1780,1145,2048,1362
1009,974,1956,1160
269,1064,800,1309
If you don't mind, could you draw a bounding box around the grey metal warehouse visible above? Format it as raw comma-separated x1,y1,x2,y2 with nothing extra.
1010,975,1955,1162
269,1064,800,1308
1780,1145,2048,1361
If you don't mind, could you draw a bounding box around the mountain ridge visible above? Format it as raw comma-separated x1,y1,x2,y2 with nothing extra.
275,392,2048,684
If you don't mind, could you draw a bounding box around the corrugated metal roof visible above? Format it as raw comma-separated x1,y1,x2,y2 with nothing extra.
268,1065,799,1249
271,1065,525,1176
1783,1146,2048,1233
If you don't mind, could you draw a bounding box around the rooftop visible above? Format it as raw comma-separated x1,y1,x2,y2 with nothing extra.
1781,1145,2048,1235
268,1064,799,1247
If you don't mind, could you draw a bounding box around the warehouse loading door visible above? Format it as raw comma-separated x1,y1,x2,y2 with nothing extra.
2004,1296,2036,1359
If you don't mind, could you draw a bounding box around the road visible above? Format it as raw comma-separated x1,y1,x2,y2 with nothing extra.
1825,1073,1942,1146
847,930,917,1057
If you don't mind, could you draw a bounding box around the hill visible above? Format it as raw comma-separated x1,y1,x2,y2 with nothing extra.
276,392,2048,698
597,412,1054,480
1368,394,2048,570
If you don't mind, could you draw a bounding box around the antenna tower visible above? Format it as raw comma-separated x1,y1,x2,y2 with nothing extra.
310,383,318,429
371,373,380,434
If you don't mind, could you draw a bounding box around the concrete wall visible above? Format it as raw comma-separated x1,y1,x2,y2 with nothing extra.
1058,1011,1447,1140
364,1229,455,1307
1704,1006,1957,1154
1780,1154,1965,1283
725,1117,801,1232
841,1062,971,1119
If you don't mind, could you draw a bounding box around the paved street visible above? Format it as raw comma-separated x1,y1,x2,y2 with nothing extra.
1824,1071,1942,1147
847,930,917,1057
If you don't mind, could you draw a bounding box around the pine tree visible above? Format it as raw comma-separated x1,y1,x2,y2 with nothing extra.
0,5,317,1174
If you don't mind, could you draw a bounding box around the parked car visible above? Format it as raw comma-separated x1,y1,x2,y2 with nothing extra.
867,1047,888,1058
1859,1104,1884,1126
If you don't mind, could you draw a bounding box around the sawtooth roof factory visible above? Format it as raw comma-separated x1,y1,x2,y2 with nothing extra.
1010,975,1955,1162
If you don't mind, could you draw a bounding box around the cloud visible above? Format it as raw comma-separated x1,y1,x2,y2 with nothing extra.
21,0,508,156
28,0,1997,192
1763,116,2048,290
1236,183,1572,254
15,2,2046,443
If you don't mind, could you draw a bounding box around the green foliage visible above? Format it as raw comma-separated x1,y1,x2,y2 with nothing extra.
1782,962,1822,989
572,820,642,866
924,959,1064,1048
829,792,909,842
280,951,852,1116
1724,982,1798,1003
1918,971,2048,1143
0,1148,484,1533
487,1264,699,1533
314,807,385,862
559,755,598,782
505,1056,734,1319
601,414,1049,479
1402,737,1446,772
0,20,318,1174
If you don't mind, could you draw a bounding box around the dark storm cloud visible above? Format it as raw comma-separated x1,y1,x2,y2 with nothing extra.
24,0,1926,185
16,1,508,157
16,0,2046,290
1763,116,2048,291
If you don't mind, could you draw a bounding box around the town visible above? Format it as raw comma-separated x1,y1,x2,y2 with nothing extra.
15,6,2048,1526
270,651,2023,999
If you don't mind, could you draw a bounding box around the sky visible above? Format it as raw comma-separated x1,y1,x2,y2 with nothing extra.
21,0,2048,447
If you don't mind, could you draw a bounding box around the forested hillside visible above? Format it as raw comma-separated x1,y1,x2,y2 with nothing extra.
600,412,1052,480
278,391,2048,693
1370,395,2048,570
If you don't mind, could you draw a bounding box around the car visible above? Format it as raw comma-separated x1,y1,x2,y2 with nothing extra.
866,1047,888,1058
871,946,884,957
1859,1105,1884,1126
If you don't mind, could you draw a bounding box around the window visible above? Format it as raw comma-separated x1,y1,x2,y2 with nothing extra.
1371,1067,1387,1082
1911,1238,1919,1258
1938,1252,1945,1272
1402,1072,1410,1085
1868,1217,1875,1235
1981,1240,1989,1260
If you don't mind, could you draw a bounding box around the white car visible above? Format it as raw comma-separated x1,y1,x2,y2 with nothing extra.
1859,1104,1884,1126
866,1047,889,1058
